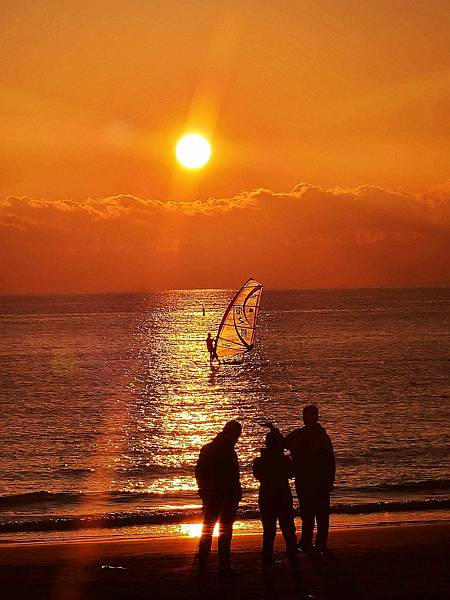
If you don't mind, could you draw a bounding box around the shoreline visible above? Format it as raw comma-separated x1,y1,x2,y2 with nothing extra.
1,515,450,548
1,506,449,545
0,521,433,554
0,522,448,599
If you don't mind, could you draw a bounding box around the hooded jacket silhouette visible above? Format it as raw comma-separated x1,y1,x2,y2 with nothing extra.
195,431,242,502
195,421,242,575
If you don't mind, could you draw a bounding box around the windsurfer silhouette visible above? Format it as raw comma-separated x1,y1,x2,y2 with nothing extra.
206,332,220,365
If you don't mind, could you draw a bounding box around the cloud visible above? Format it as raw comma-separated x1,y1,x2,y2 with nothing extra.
1,184,449,293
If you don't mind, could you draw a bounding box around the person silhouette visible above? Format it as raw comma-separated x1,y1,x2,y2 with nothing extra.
206,332,220,365
195,420,242,576
253,431,299,571
264,405,335,553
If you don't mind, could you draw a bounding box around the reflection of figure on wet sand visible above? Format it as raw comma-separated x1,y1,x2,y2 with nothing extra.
265,404,335,553
253,431,299,572
195,420,242,576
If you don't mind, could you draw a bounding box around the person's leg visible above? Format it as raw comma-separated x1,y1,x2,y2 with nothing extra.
314,491,330,549
278,500,298,566
198,500,220,574
217,499,239,573
298,491,315,549
260,503,277,567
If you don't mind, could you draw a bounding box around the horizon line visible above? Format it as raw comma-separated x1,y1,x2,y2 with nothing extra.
1,284,450,298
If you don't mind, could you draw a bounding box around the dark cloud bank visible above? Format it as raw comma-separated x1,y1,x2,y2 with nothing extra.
1,183,449,293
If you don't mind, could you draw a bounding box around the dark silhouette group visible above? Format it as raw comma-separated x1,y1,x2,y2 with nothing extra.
195,404,335,576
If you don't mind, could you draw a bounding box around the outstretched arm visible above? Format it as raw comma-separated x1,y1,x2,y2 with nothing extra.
260,421,278,432
259,421,286,448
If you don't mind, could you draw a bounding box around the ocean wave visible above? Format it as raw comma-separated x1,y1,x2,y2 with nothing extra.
337,445,450,465
0,489,197,509
0,491,82,508
1,478,449,510
0,499,449,534
330,499,450,514
347,478,450,493
113,465,188,476
55,467,95,477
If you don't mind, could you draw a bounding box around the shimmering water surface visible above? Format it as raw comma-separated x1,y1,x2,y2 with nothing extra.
1,288,449,537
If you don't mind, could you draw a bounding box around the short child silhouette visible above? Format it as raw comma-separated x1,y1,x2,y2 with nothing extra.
253,431,299,570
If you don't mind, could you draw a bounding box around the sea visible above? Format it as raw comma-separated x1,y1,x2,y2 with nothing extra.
1,288,449,542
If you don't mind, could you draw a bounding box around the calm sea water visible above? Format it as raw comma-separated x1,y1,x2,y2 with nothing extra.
1,288,449,537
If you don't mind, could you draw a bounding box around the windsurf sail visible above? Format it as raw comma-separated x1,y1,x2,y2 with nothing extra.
214,278,263,359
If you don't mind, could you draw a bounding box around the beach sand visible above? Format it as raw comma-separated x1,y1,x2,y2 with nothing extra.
0,523,448,599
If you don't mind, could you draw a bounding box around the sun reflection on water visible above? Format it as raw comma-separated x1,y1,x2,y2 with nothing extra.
179,523,215,538
76,290,272,518
119,290,248,499
178,520,251,538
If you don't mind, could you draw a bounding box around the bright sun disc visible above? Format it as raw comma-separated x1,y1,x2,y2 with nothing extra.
176,134,211,169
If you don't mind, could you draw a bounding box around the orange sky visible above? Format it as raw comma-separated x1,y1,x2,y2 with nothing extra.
1,1,450,292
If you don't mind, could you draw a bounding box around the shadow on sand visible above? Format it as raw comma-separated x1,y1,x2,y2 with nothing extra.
308,548,363,600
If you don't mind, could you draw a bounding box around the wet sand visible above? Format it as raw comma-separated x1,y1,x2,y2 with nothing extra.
0,523,448,599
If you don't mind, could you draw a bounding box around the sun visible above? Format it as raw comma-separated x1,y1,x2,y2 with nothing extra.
176,134,211,169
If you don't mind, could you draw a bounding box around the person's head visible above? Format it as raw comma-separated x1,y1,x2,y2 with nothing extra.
265,431,283,451
221,420,242,444
303,404,319,426
207,332,212,338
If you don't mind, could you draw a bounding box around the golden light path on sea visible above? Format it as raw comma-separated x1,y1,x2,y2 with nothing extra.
129,291,239,499
52,289,260,600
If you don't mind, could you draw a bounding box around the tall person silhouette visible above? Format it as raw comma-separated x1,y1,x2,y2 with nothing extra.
195,420,242,576
264,404,335,552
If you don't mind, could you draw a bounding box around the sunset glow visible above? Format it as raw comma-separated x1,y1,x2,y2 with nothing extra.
1,4,450,597
0,1,449,294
